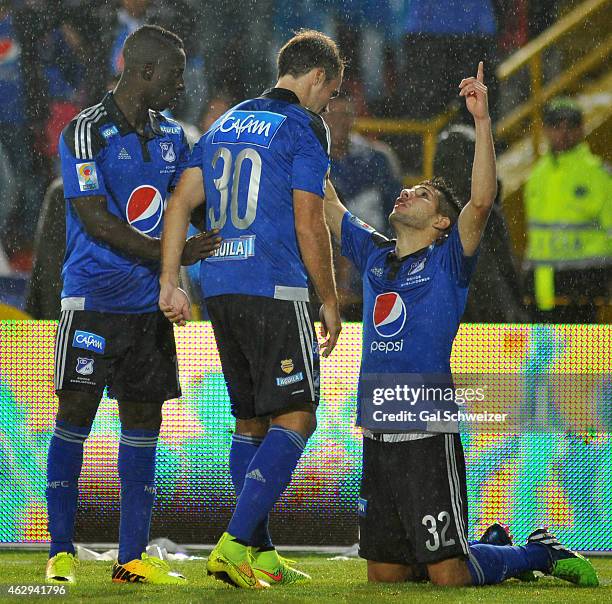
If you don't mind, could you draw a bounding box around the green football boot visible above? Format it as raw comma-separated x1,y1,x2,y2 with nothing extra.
527,529,599,587
206,532,269,589
250,548,311,585
46,552,78,584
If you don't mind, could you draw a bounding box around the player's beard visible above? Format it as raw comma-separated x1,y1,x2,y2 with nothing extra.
390,210,433,238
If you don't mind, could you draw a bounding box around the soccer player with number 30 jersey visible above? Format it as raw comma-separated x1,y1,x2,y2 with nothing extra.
160,30,344,589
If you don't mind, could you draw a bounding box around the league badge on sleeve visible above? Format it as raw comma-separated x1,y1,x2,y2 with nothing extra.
76,162,99,192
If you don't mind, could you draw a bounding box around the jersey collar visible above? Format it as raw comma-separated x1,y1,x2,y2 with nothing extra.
386,243,432,266
102,92,164,138
385,243,434,281
260,87,301,105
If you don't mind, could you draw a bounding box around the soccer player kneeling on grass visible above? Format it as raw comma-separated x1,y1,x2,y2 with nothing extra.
323,62,599,588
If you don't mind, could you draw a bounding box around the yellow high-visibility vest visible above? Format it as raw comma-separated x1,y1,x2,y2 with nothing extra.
524,143,611,309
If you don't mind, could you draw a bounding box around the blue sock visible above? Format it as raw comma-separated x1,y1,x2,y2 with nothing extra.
227,425,306,543
229,434,272,548
467,543,551,585
117,429,158,564
46,420,91,558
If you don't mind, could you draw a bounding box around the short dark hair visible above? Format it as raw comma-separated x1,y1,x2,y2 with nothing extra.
278,29,345,81
422,177,463,230
123,24,184,69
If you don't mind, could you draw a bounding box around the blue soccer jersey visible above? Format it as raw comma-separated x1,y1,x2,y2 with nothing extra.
341,212,479,422
59,93,190,313
188,88,331,301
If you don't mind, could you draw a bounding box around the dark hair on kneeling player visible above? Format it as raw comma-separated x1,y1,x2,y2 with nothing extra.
422,176,463,235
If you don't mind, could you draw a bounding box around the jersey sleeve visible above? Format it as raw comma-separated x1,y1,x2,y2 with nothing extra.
59,124,108,199
341,211,384,274
291,119,330,198
441,224,479,287
187,135,204,171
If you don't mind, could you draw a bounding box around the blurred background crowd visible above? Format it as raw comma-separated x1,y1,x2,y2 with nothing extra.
0,0,609,323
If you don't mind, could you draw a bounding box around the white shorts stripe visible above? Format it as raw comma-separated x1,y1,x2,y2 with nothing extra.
447,434,470,553
293,302,314,400
298,301,314,367
445,434,469,554
53,311,70,389
296,302,315,399
297,301,315,397
57,310,75,390
52,314,62,389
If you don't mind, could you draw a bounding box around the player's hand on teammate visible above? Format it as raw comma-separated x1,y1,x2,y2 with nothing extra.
459,61,489,120
159,282,192,326
181,229,221,265
319,301,342,357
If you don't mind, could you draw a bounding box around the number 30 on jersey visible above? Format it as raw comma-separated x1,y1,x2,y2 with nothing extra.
210,146,261,230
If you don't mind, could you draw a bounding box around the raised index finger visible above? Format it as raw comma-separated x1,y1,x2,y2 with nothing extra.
477,61,484,83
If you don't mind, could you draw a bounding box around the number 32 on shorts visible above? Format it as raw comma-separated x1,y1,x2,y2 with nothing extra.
422,511,456,552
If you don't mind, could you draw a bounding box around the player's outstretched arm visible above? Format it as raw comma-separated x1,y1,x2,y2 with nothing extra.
323,179,348,241
160,167,217,325
294,189,342,357
457,61,497,256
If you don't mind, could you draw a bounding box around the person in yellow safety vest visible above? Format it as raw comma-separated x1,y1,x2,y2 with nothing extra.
524,97,611,323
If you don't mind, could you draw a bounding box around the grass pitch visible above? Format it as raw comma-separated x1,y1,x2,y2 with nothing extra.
0,551,610,603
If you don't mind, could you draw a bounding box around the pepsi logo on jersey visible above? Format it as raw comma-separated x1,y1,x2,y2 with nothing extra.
373,292,406,337
126,185,164,234
370,292,406,354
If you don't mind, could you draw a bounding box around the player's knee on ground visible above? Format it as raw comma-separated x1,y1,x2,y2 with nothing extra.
427,557,472,587
271,404,317,439
367,561,419,583
56,391,100,428
119,401,163,431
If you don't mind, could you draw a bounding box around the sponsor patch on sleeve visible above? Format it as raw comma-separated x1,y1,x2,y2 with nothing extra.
76,162,99,192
